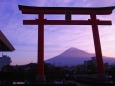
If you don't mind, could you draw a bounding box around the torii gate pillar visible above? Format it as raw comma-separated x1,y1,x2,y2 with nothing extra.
90,13,105,74
37,13,45,82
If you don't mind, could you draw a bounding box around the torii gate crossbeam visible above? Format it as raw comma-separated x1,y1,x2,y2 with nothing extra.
18,5,115,82
23,20,111,25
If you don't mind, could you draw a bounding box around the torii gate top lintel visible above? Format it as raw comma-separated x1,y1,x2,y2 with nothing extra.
19,5,115,15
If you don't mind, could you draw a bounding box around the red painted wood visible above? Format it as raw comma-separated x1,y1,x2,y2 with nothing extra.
90,13,105,74
38,13,44,76
21,9,112,15
23,20,111,25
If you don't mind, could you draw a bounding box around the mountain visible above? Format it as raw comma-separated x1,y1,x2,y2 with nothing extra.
58,47,94,58
45,47,94,66
45,47,115,66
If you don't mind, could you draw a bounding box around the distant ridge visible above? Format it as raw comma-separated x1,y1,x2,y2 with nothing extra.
45,47,115,66
59,47,94,58
45,47,94,66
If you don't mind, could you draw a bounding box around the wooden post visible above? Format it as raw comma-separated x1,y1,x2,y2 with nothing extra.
65,12,71,21
90,13,105,74
37,13,45,82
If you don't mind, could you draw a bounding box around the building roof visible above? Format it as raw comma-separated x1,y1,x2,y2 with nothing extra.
0,31,15,51
18,5,115,15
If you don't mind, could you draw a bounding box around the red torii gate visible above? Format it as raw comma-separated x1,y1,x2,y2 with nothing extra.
18,5,115,81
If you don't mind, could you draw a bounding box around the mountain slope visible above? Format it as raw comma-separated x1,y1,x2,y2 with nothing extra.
45,47,94,66
45,47,115,66
58,47,94,57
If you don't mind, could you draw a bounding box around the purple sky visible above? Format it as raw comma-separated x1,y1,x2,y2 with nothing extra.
0,0,115,65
